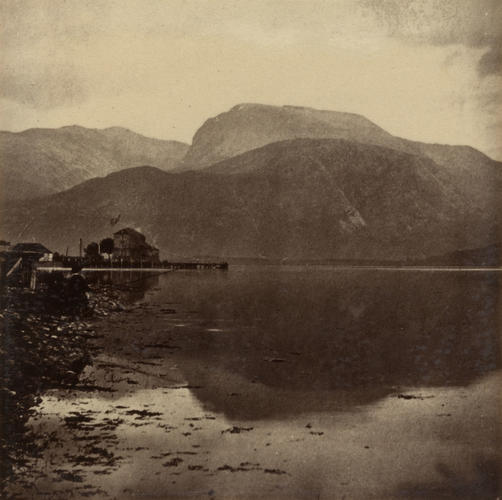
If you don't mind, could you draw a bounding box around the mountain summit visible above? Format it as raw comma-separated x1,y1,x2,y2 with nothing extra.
181,103,501,217
182,103,406,169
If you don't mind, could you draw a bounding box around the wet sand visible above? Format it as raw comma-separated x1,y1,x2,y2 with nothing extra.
6,287,501,500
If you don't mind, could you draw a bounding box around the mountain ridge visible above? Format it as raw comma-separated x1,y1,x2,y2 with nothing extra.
181,102,501,217
182,103,500,168
1,138,497,261
0,125,189,201
2,103,500,262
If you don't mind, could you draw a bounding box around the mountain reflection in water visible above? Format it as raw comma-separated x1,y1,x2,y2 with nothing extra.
97,266,499,419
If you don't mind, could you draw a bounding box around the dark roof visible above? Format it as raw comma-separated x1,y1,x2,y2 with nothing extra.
113,227,145,237
0,240,10,245
12,242,52,254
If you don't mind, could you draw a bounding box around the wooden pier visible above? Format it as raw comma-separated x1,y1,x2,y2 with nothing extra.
37,260,228,272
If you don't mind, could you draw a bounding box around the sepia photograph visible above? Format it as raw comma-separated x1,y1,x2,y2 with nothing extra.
0,1,501,498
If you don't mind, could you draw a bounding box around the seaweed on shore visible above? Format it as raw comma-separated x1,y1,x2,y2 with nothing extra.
0,283,124,492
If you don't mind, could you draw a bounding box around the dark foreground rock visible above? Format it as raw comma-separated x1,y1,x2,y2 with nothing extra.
0,282,124,493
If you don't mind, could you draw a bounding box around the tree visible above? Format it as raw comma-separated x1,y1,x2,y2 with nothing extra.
100,237,114,256
84,242,99,258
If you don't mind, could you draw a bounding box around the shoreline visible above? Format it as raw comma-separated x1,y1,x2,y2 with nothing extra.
3,277,500,499
2,267,500,499
0,283,127,491
36,265,502,272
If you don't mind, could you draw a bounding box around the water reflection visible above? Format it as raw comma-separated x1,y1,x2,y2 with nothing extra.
7,267,499,499
85,270,161,303
143,267,500,417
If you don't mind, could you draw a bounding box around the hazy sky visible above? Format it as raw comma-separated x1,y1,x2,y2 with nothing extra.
1,0,501,159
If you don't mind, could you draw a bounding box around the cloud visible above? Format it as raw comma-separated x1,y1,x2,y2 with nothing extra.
478,48,502,77
0,0,500,159
0,0,107,108
479,87,502,109
361,0,502,76
0,64,88,109
0,0,108,48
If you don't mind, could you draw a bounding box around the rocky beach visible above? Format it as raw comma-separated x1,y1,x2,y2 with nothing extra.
0,279,127,494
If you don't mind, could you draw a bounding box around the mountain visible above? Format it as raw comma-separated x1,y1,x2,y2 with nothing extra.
182,103,407,168
182,103,502,215
183,103,498,169
0,126,189,202
1,139,498,261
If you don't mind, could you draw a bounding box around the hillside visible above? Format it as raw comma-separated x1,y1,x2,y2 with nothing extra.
0,126,189,201
1,139,497,261
181,103,502,215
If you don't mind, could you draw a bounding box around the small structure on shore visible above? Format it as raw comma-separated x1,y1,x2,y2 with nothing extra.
3,242,53,287
113,228,159,264
11,242,53,262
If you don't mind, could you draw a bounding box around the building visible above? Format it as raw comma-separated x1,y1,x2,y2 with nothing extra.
5,243,53,287
11,242,53,262
112,228,159,263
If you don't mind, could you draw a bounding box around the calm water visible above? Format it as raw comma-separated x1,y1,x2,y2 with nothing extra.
9,265,501,499
85,265,501,416
116,265,500,409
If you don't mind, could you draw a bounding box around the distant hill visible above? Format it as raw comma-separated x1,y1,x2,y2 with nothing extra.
181,103,502,215
2,103,500,262
1,139,498,261
0,126,189,201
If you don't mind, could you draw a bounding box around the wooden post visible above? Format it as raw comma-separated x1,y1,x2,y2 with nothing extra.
30,268,37,290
